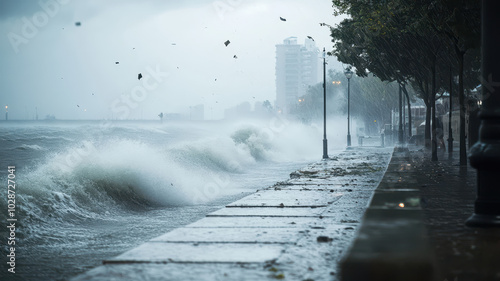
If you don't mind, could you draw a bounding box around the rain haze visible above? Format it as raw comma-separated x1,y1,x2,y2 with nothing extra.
0,1,355,280
0,0,343,120
0,0,490,280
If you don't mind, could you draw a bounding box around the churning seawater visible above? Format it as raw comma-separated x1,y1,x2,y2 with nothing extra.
0,119,339,281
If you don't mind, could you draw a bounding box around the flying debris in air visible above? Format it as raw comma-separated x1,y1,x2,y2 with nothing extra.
307,36,315,41
138,73,143,80
215,78,217,81
115,62,119,64
233,55,238,59
77,105,80,107
224,40,230,46
75,22,81,26
280,17,286,21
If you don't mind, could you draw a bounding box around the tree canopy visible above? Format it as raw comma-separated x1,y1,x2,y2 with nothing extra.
329,0,480,162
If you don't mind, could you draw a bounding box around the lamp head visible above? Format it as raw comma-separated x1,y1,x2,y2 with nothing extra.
344,70,353,79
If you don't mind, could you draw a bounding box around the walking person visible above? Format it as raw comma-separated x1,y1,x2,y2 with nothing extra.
436,115,446,150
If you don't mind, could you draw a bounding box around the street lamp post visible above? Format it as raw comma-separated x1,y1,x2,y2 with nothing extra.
322,48,328,159
345,69,353,147
467,0,500,227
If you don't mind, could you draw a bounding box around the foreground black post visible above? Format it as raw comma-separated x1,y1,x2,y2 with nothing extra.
467,0,500,227
322,48,328,159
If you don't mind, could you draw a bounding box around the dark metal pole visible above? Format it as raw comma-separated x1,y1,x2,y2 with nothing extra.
403,91,406,141
347,77,352,147
431,59,438,162
398,83,403,144
448,66,453,154
322,48,328,159
467,0,500,227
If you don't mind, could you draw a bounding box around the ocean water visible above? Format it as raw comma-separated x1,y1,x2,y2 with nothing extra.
0,119,341,281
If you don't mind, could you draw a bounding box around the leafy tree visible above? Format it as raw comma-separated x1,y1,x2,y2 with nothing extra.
329,0,480,162
422,0,481,164
262,100,273,112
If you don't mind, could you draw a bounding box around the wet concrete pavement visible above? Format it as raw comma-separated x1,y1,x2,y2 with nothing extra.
412,148,500,281
340,145,500,281
340,146,435,281
72,147,393,281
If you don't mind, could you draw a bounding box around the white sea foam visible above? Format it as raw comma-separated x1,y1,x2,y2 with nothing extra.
3,118,344,230
16,144,46,151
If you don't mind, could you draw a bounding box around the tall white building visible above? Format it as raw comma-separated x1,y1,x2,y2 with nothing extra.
275,37,320,114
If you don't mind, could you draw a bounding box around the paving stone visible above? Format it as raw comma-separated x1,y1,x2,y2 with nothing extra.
72,263,269,281
104,242,285,264
150,227,301,244
207,206,327,217
227,190,343,207
184,216,319,228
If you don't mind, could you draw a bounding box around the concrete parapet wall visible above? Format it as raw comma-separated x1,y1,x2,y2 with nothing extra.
340,146,437,281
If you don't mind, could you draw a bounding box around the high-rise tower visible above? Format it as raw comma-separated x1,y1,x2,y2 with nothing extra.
275,37,319,114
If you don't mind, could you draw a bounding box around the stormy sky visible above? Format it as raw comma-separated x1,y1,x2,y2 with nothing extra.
0,0,344,120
